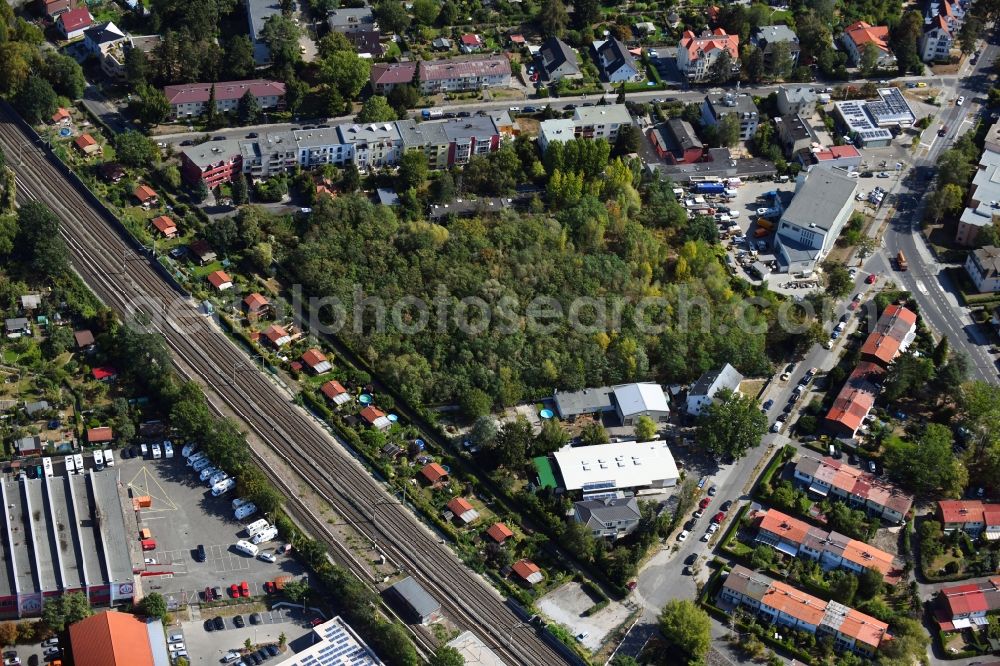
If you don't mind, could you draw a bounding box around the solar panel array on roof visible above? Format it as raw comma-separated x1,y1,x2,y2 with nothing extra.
865,88,915,126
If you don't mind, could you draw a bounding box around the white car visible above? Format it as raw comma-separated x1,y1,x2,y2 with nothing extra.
182,442,197,458
708,522,720,534
957,96,965,106
677,530,690,542
700,532,711,542
208,470,229,486
771,420,783,433
199,466,219,481
144,557,157,565
258,551,277,563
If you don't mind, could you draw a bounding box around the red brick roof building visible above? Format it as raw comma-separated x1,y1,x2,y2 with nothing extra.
87,427,114,443
151,215,178,238
859,304,917,366
206,270,233,291
445,497,479,524
262,324,291,347
420,462,448,486
301,348,332,374
133,184,158,206
938,500,1000,540
359,405,391,430
242,293,272,321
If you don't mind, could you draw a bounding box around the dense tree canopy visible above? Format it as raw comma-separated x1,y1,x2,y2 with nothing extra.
883,424,967,497
658,599,711,665
697,388,768,460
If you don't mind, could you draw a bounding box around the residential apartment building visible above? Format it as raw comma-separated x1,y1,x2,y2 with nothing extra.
163,79,286,118
334,122,402,169
537,119,576,152
441,116,501,165
82,21,128,80
179,139,245,187
573,497,642,539
859,304,918,365
776,86,817,117
327,6,374,33
842,21,896,68
754,508,897,580
793,455,914,523
592,37,641,83
774,169,858,275
417,55,511,94
572,104,633,142
245,0,281,64
719,565,891,657
935,578,1000,632
370,62,417,95
750,25,801,70
537,37,581,81
677,28,739,82
398,120,451,170
965,245,1000,292
937,500,1000,540
825,361,885,438
687,364,743,416
774,114,816,158
921,15,954,62
38,0,75,19
701,93,760,142
957,129,1000,245
552,440,680,493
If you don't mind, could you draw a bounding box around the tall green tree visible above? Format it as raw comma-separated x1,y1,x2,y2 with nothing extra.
411,0,439,26
224,35,256,79
133,84,171,127
635,415,657,442
321,51,371,100
114,131,160,168
15,202,69,278
41,592,91,632
537,0,569,37
658,599,711,665
238,90,263,125
822,261,853,298
883,423,967,497
709,50,736,84
573,0,599,29
697,388,767,460
261,15,300,70
429,646,464,666
14,77,57,124
859,42,881,76
138,592,168,620
373,0,411,34
43,52,86,99
356,95,398,122
398,151,429,190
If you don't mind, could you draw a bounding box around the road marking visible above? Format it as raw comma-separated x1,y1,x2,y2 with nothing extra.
126,466,179,512
914,280,929,295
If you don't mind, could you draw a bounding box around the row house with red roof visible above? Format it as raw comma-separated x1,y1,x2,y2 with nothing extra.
938,500,1000,540
935,577,1000,631
793,455,913,524
753,508,899,581
720,565,891,657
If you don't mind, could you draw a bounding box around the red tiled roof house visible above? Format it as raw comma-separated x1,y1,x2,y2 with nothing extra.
321,380,353,406
486,522,514,544
87,426,114,444
262,324,291,347
301,348,332,375
360,405,391,430
419,462,448,487
445,497,480,525
242,293,272,322
57,7,93,39
73,134,100,156
151,215,178,238
512,559,544,586
133,184,158,207
206,270,233,291
164,79,286,118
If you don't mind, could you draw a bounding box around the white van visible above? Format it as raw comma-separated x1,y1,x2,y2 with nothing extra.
232,497,249,510
152,443,162,460
163,441,174,458
93,450,104,469
192,458,212,472
251,526,278,545
103,449,114,467
234,540,259,557
244,518,268,536
212,478,235,496
64,455,76,475
181,442,196,458
168,634,183,643
42,457,53,478
187,451,207,466
199,467,218,482
73,454,84,474
236,502,260,521
208,470,229,486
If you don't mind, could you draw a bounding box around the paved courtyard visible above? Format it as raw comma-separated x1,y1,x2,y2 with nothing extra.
536,581,633,652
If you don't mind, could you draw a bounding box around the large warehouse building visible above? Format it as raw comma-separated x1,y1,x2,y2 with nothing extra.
553,440,680,495
0,470,134,618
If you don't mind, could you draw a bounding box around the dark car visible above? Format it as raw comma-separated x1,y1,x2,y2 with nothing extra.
265,645,279,657
250,613,262,625
212,586,223,599
212,136,226,141
458,111,471,117
720,500,733,512
204,619,215,631
684,553,698,565
248,654,263,665
563,104,577,110
213,616,225,631
860,171,873,178
762,399,774,411
195,544,206,562
683,566,692,575
246,132,258,138
233,615,245,628
180,140,193,146
255,649,269,661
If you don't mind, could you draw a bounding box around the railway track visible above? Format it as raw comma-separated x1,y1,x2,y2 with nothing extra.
0,110,573,665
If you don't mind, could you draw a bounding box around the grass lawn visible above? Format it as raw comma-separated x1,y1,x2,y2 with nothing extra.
192,260,224,278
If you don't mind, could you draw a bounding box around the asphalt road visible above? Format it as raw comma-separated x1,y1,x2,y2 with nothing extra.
869,33,1000,385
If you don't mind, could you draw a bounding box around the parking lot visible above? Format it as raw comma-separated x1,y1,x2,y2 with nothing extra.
117,450,306,609
174,604,318,665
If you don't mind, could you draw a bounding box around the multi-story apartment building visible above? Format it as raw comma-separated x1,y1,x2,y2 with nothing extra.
965,245,1000,293
719,565,891,657
398,120,452,170
754,508,898,580
677,28,739,82
163,79,286,118
417,55,511,94
793,455,914,523
701,93,760,141
338,122,403,169
442,116,501,165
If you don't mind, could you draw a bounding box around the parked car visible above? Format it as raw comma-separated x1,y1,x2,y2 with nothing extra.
677,530,690,542
712,511,726,523
700,532,710,542
957,96,965,106
233,615,245,628
708,485,717,496
684,553,698,565
213,616,224,631
720,500,733,512
866,273,877,284
698,497,711,510
762,399,774,411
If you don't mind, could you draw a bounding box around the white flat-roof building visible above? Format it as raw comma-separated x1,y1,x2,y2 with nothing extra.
774,168,859,275
612,383,669,426
865,88,915,127
538,119,576,152
553,440,680,493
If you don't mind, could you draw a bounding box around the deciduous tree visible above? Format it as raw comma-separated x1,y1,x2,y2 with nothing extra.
658,599,711,664
697,388,767,460
635,415,657,442
356,95,397,122
537,0,568,37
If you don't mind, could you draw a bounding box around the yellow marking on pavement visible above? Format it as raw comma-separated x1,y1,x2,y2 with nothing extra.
126,466,179,512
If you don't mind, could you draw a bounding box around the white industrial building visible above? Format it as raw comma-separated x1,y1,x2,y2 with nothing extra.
553,440,680,494
612,383,669,426
773,169,859,275
832,100,893,148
